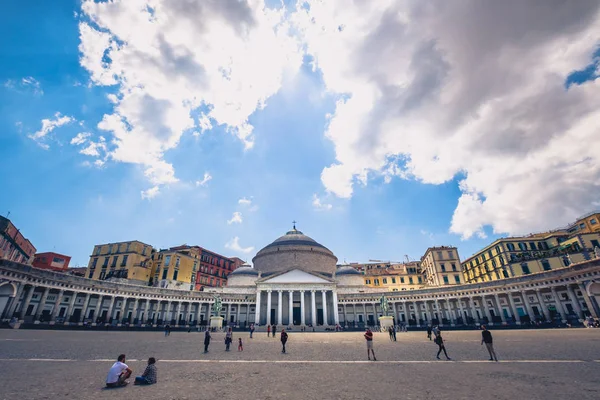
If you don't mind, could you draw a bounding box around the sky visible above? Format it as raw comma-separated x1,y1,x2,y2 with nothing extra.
1,0,599,268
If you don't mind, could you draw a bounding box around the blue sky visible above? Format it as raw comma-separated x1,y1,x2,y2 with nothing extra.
1,1,599,268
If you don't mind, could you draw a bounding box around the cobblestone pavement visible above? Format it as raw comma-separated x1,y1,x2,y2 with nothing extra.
1,328,599,399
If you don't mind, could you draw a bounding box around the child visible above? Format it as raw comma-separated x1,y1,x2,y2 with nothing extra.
134,357,157,385
238,337,243,352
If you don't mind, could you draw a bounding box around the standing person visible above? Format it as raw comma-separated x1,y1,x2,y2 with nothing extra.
433,325,440,338
364,328,377,361
250,323,255,338
225,327,233,351
435,333,451,360
272,324,277,338
392,325,397,341
203,328,211,353
165,324,171,337
238,338,244,352
267,324,271,337
427,325,432,340
106,354,132,388
134,357,157,385
280,328,288,354
481,326,498,361
388,326,393,341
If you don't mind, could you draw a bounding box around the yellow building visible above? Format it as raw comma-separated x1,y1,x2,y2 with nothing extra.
462,232,600,284
151,245,200,291
566,211,600,235
420,246,464,286
86,241,155,284
346,261,425,291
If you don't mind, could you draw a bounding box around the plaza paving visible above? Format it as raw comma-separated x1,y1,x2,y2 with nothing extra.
0,328,599,399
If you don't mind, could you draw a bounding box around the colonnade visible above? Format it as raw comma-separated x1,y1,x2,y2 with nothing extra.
254,289,339,327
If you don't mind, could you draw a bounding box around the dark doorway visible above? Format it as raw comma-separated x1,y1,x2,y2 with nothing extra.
270,309,276,324
59,308,66,317
71,309,81,322
317,309,324,325
293,307,301,324
26,305,34,316
358,315,364,323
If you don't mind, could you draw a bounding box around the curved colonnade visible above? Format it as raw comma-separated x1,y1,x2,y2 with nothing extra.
1,259,600,329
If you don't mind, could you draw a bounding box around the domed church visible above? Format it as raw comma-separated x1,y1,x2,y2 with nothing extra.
225,224,363,327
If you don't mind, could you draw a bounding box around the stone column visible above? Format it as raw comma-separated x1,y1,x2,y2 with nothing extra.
195,302,201,325
133,298,140,321
456,298,465,324
255,291,261,325
80,293,91,322
277,290,283,325
288,291,294,325
391,302,397,322
468,296,477,323
494,294,506,324
311,290,317,326
535,290,548,321
166,301,173,322
65,292,78,323
447,299,456,325
507,292,519,324
175,302,183,325
236,303,241,326
118,298,127,323
579,283,599,318
522,292,535,321
50,290,65,322
300,291,306,326
225,303,231,325
94,295,104,322
5,283,25,319
106,296,116,322
266,290,272,326
34,287,50,321
425,301,433,323
143,299,151,323
435,299,442,325
551,287,568,322
481,296,492,323
567,284,583,319
363,303,368,325
321,291,329,326
245,303,250,326
332,291,340,325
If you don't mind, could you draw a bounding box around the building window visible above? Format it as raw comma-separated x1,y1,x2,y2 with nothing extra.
454,275,460,284
88,270,94,279
173,270,179,280
562,256,570,267
443,276,449,284
529,242,536,250
111,256,118,268
437,251,443,259
95,247,101,255
99,271,106,280
418,276,422,283
102,257,109,267
580,223,585,229
518,242,526,251
112,244,118,253
366,279,371,284
391,278,396,284
175,257,180,267
374,279,380,286
162,269,168,280
440,264,446,272
521,263,531,274
383,278,387,284
400,277,405,283
91,258,98,268
451,263,457,271
409,277,413,284
121,255,128,266
126,242,130,252
447,251,453,258
591,219,598,225
507,243,515,251
142,246,147,255
165,255,171,266
591,239,600,249
541,260,551,271
502,269,509,278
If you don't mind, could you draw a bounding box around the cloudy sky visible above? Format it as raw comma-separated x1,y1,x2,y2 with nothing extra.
1,0,599,268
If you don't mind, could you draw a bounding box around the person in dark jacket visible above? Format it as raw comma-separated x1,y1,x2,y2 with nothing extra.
435,333,451,360
203,328,211,353
272,324,277,338
481,325,498,361
280,329,288,353
427,325,432,340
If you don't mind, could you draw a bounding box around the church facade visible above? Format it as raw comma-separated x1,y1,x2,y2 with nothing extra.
1,227,600,329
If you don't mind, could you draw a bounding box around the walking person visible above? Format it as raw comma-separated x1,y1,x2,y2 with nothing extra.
392,325,397,341
427,325,432,340
203,328,211,353
238,337,244,352
225,327,233,351
388,326,394,341
272,324,277,338
267,324,271,337
164,324,171,337
364,328,377,361
250,323,255,338
280,328,288,353
481,325,498,361
434,332,451,360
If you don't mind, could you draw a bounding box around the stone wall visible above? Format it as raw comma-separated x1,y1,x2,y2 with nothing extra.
253,247,338,275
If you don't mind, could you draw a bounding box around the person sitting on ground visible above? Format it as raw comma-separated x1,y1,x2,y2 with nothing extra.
134,357,157,385
106,354,132,388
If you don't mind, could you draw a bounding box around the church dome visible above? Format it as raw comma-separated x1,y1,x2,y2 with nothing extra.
229,265,258,276
252,225,338,275
335,266,361,275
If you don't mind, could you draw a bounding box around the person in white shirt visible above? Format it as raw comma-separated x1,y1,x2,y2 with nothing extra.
106,354,133,388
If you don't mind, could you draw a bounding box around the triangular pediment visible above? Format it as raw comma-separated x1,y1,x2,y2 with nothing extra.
260,269,332,284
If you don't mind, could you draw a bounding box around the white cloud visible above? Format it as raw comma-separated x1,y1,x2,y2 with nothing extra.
195,172,212,187
4,76,43,95
225,236,254,254
294,1,600,238
227,211,243,224
312,193,332,211
70,132,91,145
238,197,252,206
141,186,160,200
29,112,74,148
78,0,302,192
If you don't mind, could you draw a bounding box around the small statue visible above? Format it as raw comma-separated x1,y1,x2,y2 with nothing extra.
595,246,600,259
379,295,389,317
211,295,222,317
